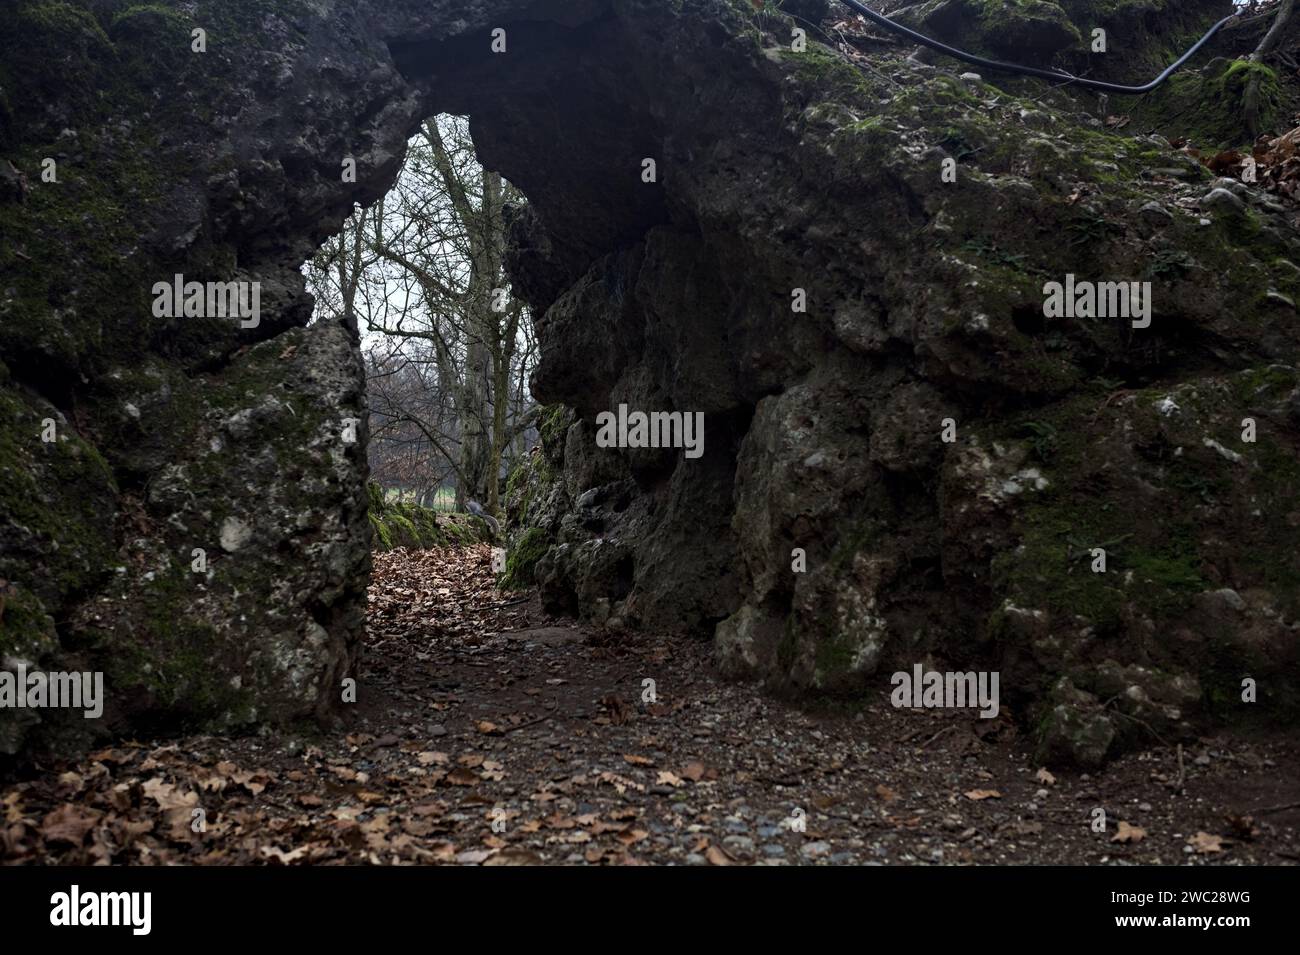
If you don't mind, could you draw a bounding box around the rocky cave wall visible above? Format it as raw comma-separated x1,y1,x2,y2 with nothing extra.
1,0,1298,766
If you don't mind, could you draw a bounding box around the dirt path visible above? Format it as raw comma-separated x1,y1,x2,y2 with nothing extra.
3,544,1298,865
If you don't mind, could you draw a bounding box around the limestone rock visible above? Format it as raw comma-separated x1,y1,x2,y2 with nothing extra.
3,0,1298,766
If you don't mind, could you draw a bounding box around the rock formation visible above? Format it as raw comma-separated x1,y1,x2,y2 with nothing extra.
3,0,1297,766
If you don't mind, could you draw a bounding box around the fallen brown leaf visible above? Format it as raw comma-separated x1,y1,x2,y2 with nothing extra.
705,844,734,866
1111,821,1146,844
1189,831,1228,854
42,804,102,846
680,761,707,782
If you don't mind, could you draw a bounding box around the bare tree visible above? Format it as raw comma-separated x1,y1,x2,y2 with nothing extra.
305,115,539,516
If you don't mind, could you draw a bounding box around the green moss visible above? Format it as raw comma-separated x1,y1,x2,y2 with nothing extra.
365,492,469,551
538,404,570,452
368,511,393,550
0,583,58,660
1223,58,1272,82
107,3,193,76
814,628,859,678
502,527,550,588
986,396,1210,633
504,458,534,520
366,480,387,513
970,0,1082,52
0,143,152,374
16,1,111,53
0,386,118,604
1133,58,1281,148
110,3,190,31
1230,364,1297,406
79,563,258,727
781,43,877,105
388,512,418,538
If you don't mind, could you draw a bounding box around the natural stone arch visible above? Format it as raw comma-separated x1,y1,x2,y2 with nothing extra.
3,0,1299,768
1,0,776,754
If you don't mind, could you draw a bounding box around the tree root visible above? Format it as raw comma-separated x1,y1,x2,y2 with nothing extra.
1245,0,1296,137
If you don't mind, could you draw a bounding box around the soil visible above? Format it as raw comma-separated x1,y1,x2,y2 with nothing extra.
3,544,1297,866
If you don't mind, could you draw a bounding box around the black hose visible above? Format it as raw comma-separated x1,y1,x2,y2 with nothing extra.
832,0,1238,94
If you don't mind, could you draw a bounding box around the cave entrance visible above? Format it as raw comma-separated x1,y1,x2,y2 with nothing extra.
303,4,683,540
293,7,708,727
299,5,686,619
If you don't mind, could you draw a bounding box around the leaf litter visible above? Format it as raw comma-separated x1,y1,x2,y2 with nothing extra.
2,544,1298,865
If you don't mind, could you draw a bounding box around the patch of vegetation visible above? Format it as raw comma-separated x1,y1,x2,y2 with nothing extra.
366,480,473,550
1132,58,1280,149
538,405,571,453
502,527,550,589
0,385,118,608
0,583,57,660
1018,420,1059,462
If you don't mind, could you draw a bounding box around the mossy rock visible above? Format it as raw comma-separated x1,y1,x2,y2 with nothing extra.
366,480,386,513
0,582,58,662
502,527,551,588
1134,58,1281,149
366,488,480,551
107,4,194,78
367,510,393,550
538,404,573,455
900,0,1081,63
0,384,118,611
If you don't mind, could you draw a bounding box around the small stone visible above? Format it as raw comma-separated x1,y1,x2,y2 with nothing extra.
1200,187,1246,214
959,72,983,84
1154,396,1180,417
219,516,254,552
1137,201,1173,226
761,844,786,857
1211,588,1245,612
723,835,755,853
801,840,832,858
1210,177,1248,196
